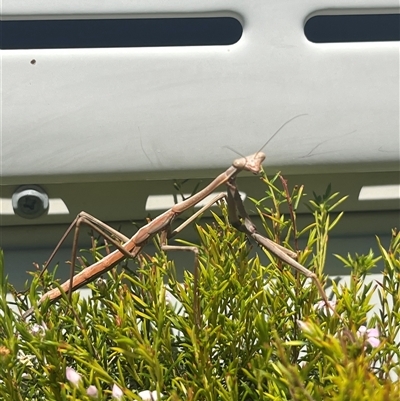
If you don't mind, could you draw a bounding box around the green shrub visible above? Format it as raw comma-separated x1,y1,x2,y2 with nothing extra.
1,172,399,400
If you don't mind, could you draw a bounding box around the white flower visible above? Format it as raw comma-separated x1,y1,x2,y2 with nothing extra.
357,325,380,348
112,384,124,399
30,323,47,336
138,390,164,400
66,367,81,387
86,385,98,397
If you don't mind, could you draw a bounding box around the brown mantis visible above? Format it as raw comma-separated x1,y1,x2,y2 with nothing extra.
22,117,332,320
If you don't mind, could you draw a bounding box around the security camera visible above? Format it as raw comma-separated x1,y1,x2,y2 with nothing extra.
12,185,49,219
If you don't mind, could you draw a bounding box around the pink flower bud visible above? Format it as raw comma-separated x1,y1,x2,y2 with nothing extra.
357,325,380,348
86,385,98,397
112,384,123,399
66,367,81,387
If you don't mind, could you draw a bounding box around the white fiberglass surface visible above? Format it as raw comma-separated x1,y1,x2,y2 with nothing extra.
1,1,399,183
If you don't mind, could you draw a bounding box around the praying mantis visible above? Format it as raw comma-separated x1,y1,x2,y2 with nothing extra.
21,116,332,320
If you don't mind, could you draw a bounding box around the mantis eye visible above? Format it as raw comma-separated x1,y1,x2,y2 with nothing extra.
232,158,246,169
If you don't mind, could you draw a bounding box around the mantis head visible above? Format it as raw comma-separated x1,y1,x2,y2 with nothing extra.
232,152,266,174
231,115,307,175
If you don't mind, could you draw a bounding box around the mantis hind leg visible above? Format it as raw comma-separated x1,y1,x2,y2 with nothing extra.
37,211,136,301
225,177,337,318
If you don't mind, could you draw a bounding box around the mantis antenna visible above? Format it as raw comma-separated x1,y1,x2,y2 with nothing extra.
224,113,308,160
255,113,308,157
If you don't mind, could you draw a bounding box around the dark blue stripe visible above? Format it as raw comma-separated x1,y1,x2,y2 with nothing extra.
0,17,243,49
305,14,400,43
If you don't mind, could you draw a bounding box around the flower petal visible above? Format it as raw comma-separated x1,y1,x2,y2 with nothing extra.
152,390,164,400
66,367,81,387
31,323,45,336
138,390,153,400
112,384,123,399
86,385,98,397
367,328,379,338
367,336,380,348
